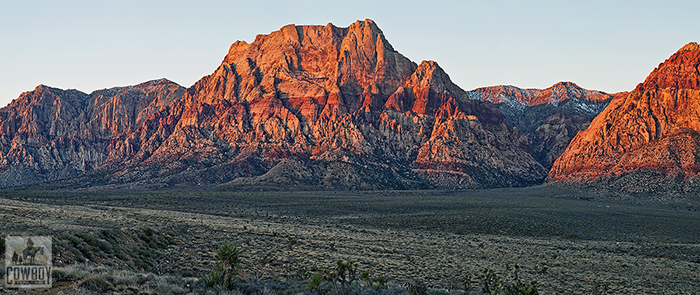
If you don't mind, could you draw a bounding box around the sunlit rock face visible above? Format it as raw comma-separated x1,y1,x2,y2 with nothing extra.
0,19,546,189
550,42,700,182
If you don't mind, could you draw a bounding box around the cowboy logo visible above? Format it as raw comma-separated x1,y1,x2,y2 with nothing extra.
5,236,52,288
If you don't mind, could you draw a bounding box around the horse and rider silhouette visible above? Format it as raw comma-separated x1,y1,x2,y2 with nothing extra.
10,238,46,265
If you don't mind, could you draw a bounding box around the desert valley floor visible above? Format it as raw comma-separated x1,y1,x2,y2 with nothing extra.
1,185,699,294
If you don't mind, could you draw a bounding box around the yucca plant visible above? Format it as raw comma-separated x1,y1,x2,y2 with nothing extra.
200,242,241,290
215,243,241,272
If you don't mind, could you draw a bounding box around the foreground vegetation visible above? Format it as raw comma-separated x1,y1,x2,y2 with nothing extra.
0,186,698,294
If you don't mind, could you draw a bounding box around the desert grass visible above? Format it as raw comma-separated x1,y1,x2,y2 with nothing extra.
0,187,699,294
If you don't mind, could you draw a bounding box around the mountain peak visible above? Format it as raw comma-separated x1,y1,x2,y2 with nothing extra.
638,41,700,91
551,81,578,88
133,78,179,89
411,60,445,82
550,42,700,181
679,41,700,51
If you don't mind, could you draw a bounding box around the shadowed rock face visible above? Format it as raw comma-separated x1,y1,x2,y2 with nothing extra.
0,20,546,189
468,82,619,169
469,82,614,133
526,113,595,169
549,42,700,181
0,79,185,186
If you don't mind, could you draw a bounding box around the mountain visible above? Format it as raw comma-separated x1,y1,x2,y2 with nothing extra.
468,82,614,132
468,82,619,168
0,79,185,187
0,19,546,189
549,42,700,184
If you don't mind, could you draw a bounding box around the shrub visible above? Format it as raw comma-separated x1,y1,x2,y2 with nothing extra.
202,271,221,288
406,281,428,295
307,273,326,293
334,260,358,289
215,243,241,273
78,275,114,293
52,268,80,282
477,264,538,295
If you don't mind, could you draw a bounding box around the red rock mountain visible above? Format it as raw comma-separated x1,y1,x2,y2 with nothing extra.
0,20,546,189
550,42,700,181
0,79,185,187
472,82,612,107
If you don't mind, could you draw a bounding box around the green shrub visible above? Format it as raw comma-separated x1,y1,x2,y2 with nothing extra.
215,243,241,273
307,273,326,293
201,271,221,288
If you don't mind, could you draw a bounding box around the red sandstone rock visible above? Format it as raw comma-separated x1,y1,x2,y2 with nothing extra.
0,20,546,189
549,42,700,181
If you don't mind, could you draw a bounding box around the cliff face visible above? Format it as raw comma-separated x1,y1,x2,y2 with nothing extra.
549,42,700,181
0,79,185,186
0,19,546,189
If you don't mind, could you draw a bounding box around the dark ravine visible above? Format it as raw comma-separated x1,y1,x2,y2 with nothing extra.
0,19,547,189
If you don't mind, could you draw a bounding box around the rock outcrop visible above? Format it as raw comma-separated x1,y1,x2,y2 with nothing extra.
0,20,546,189
549,42,700,182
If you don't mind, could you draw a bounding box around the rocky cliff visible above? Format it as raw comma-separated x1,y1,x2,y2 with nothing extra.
549,42,700,182
0,20,546,189
0,79,185,187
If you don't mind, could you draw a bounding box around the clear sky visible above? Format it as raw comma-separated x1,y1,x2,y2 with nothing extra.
1,0,698,108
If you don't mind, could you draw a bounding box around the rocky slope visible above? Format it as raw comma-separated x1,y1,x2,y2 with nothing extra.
0,20,546,189
0,79,185,187
468,82,614,132
549,42,700,183
468,82,618,168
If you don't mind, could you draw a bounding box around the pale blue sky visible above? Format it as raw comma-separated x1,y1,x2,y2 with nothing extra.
1,0,698,107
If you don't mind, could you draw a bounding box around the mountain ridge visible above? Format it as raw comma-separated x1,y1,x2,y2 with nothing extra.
0,20,546,189
468,82,620,169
